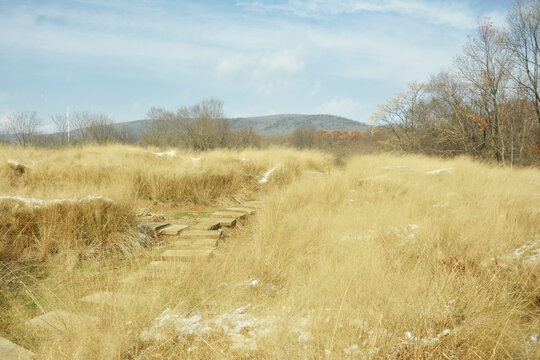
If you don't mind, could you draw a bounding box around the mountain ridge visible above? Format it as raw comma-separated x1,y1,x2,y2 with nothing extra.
111,114,370,136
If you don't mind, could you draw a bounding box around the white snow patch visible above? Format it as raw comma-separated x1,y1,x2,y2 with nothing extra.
0,195,114,209
7,159,33,169
381,165,407,170
404,328,452,346
485,238,540,267
191,157,200,161
343,344,360,355
432,202,449,208
153,150,176,157
340,229,376,243
426,168,453,175
359,175,389,181
138,306,314,351
259,165,279,184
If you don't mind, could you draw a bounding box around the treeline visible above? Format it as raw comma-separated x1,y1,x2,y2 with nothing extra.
140,99,260,149
0,99,261,149
373,0,539,166
0,110,135,146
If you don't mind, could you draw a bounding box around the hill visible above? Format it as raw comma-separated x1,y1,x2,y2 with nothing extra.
110,114,370,138
228,114,369,134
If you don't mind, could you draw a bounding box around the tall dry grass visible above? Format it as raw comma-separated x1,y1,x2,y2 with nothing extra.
0,144,331,262
1,146,539,359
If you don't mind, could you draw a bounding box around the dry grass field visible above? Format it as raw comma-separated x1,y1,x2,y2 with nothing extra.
1,145,539,359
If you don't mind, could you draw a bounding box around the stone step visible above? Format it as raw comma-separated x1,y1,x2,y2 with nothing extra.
211,211,248,219
170,238,217,249
120,266,189,283
79,291,149,307
226,207,256,215
0,336,35,359
157,224,190,236
26,309,98,331
243,201,264,208
160,249,214,261
145,261,192,272
179,230,222,239
191,218,236,230
139,222,170,232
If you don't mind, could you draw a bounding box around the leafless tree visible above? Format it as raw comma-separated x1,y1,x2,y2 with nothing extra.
291,125,317,148
370,82,426,152
455,20,513,164
2,111,42,146
506,0,540,126
71,111,116,143
175,99,231,150
140,107,177,146
51,113,68,145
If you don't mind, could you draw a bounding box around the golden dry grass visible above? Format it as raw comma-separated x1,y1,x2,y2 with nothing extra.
1,146,539,359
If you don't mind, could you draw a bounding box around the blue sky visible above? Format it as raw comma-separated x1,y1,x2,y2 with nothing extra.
0,0,513,132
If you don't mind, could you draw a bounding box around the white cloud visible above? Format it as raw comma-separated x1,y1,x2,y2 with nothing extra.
216,50,306,95
217,54,250,77
259,50,304,73
238,0,481,29
316,97,363,119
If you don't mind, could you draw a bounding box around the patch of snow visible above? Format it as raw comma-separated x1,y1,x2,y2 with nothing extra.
153,150,176,157
236,158,248,161
343,344,360,356
403,328,452,346
0,195,114,209
381,165,407,170
191,157,200,161
259,165,279,184
359,175,389,181
432,202,448,208
426,168,453,175
340,229,376,243
7,159,33,168
102,164,128,169
485,238,540,267
139,306,317,351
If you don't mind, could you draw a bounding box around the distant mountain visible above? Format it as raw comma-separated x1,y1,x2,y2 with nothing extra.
228,114,369,134
110,114,369,137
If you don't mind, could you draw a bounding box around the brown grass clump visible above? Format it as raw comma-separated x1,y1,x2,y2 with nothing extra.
0,196,140,261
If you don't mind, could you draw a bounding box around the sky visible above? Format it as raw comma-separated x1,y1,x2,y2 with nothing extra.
0,0,513,132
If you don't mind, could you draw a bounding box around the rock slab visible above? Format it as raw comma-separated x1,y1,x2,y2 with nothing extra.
27,309,98,331
157,224,189,236
0,336,34,360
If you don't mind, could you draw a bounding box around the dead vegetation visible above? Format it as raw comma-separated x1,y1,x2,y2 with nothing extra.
0,145,538,359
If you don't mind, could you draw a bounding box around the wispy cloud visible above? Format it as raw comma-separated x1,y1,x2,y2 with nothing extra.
238,0,486,29
316,97,364,120
0,0,511,124
216,50,307,95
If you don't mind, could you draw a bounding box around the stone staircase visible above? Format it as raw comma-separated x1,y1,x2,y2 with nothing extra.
0,201,263,359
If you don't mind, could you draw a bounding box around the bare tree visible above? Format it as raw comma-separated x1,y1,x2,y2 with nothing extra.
291,125,317,148
85,113,115,143
370,82,426,152
71,111,116,143
51,113,68,145
506,0,540,126
3,111,42,146
175,99,231,150
140,107,177,146
455,20,513,165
